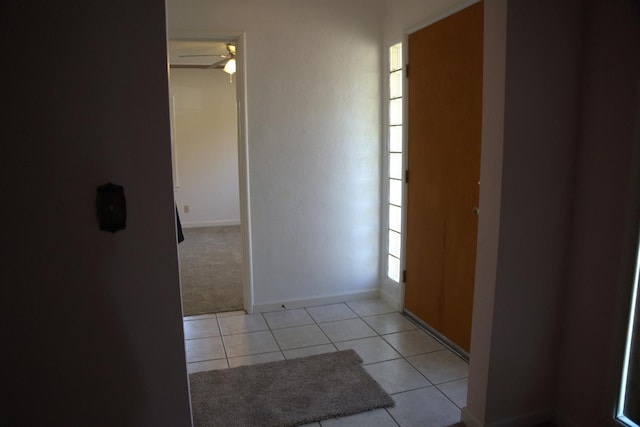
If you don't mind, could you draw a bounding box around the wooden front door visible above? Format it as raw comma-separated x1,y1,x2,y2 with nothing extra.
404,1,483,353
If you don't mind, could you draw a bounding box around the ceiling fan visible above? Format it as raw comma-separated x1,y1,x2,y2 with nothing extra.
170,43,236,71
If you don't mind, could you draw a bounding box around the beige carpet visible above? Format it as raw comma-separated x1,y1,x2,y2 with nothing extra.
178,225,243,315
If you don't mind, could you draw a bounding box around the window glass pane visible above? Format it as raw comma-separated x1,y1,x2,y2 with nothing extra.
390,98,402,125
388,255,400,282
389,153,403,180
389,98,402,125
389,126,402,152
390,43,402,72
390,70,402,99
389,230,401,258
389,179,402,206
389,204,402,232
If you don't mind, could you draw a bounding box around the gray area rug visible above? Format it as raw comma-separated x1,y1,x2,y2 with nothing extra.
189,350,395,427
179,225,243,315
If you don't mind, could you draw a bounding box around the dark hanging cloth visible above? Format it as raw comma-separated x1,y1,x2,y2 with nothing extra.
175,205,185,243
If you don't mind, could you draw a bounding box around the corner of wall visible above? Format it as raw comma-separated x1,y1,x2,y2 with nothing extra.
379,283,402,310
252,289,380,313
461,406,484,427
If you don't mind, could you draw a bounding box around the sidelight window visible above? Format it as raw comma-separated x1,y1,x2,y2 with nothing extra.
387,43,403,283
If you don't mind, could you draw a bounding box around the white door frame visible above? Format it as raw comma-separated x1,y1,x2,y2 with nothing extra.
234,33,255,314
168,32,254,314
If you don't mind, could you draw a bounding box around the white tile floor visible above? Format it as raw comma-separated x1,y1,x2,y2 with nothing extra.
184,298,468,427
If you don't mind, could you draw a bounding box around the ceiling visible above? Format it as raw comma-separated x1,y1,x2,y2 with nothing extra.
168,39,232,67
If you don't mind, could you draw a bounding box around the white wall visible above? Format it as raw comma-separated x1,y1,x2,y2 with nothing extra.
2,0,191,425
170,68,240,227
466,1,506,423
474,1,583,424
167,0,383,309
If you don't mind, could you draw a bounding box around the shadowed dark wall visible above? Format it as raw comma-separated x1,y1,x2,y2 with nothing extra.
1,0,192,425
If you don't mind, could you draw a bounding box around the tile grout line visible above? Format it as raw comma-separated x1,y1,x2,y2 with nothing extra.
214,313,231,367
433,382,467,410
303,306,341,353
221,314,278,364
259,311,287,361
352,305,471,415
350,303,407,427
186,300,468,425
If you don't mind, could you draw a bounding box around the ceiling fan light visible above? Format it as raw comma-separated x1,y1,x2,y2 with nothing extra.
223,58,236,75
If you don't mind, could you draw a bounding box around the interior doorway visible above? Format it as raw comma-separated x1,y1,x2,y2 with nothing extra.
167,37,252,316
403,1,483,355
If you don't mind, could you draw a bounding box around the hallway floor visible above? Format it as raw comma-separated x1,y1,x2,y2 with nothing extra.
184,298,468,426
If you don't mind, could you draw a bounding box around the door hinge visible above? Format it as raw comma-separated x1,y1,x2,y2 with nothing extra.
402,270,407,283
405,64,410,78
404,170,409,184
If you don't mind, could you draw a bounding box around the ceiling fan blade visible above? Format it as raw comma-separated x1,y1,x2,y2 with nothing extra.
208,57,230,69
170,64,211,69
179,54,226,58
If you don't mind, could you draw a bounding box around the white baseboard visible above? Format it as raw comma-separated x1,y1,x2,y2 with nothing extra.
182,219,240,228
379,287,402,311
252,289,381,313
461,407,553,427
